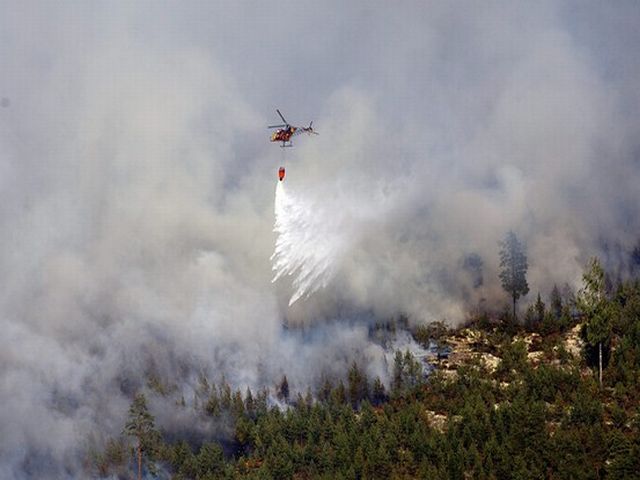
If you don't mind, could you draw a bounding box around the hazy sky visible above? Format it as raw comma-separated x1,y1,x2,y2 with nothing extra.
1,1,640,477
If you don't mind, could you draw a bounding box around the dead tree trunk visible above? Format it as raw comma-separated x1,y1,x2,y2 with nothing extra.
598,341,603,388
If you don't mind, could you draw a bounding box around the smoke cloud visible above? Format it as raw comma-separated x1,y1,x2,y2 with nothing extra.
1,1,640,477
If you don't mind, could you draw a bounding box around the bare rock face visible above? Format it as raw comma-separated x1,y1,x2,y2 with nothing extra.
564,323,584,359
527,350,545,364
430,327,502,374
430,322,586,384
424,410,448,433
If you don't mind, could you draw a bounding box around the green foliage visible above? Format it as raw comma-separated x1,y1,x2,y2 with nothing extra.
98,282,640,479
521,363,580,404
93,437,128,477
577,257,613,386
195,442,226,478
123,393,157,445
550,283,563,320
413,320,449,348
577,257,613,346
607,430,640,479
524,292,545,332
347,362,368,409
609,281,640,395
122,393,161,478
391,350,423,397
567,385,603,426
495,339,528,380
205,388,221,417
371,376,388,406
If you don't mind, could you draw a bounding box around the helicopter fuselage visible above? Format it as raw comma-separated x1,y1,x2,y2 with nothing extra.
270,126,297,144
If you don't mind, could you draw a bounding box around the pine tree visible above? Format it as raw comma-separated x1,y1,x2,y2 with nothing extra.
205,387,221,417
331,381,347,406
392,350,404,394
347,362,369,409
277,375,290,402
499,231,529,320
232,389,245,419
371,377,388,406
534,293,545,326
220,378,232,410
404,349,423,388
318,376,333,403
525,292,546,332
577,257,612,388
550,284,563,320
244,387,255,416
255,388,269,416
123,393,160,480
196,442,225,478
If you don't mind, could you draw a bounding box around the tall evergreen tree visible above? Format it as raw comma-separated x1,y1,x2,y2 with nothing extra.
550,284,563,320
499,231,529,320
577,257,612,387
277,375,290,402
392,350,405,394
123,393,160,480
347,362,369,409
371,377,388,406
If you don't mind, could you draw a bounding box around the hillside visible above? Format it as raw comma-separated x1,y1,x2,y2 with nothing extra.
93,276,640,479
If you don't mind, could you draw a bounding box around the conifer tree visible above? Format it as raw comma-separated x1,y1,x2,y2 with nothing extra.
392,350,404,394
499,231,529,320
550,284,563,319
347,362,369,409
232,389,245,419
123,393,159,480
316,376,331,403
244,387,254,415
534,292,545,326
205,386,221,417
371,377,388,406
277,375,290,402
577,257,612,387
196,442,225,478
404,350,423,387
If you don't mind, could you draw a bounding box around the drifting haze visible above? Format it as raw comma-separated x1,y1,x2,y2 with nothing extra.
1,1,640,477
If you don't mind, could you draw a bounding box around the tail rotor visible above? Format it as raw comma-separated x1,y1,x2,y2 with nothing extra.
306,121,319,135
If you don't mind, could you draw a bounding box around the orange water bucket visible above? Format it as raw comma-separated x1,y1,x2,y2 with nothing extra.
278,166,285,181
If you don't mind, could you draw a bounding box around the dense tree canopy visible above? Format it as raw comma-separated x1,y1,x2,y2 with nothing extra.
93,260,640,480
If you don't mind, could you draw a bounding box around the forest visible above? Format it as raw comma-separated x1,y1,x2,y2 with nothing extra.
91,253,640,479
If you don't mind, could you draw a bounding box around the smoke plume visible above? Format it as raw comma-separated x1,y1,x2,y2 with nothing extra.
1,1,640,478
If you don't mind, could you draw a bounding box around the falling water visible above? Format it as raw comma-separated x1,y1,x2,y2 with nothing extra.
271,181,346,305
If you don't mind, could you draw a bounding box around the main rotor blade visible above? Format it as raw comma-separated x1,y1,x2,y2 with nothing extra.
267,124,287,129
276,109,288,124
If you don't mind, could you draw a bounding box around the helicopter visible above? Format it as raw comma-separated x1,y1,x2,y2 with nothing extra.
268,109,318,147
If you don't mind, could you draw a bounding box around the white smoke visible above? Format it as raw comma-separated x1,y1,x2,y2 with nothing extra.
2,2,640,478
